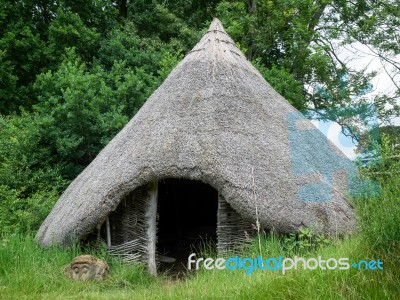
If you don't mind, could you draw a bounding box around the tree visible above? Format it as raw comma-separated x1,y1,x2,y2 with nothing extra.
0,0,117,115
33,49,129,178
215,0,399,136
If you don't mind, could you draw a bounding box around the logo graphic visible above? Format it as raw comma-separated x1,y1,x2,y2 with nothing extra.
286,104,381,202
188,253,384,275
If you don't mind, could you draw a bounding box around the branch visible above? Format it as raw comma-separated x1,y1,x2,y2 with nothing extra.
379,57,400,91
308,4,328,33
362,43,400,72
316,38,347,70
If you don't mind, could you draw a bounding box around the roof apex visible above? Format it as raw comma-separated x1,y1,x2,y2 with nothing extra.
208,18,226,32
187,17,245,63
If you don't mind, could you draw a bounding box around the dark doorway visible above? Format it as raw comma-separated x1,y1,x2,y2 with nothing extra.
157,178,218,274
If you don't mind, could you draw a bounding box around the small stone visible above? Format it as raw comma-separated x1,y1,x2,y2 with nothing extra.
64,255,109,281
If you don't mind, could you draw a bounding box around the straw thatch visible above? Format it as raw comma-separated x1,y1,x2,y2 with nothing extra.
36,18,355,247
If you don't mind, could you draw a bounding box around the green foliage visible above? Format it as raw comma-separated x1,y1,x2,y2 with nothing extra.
0,113,67,234
357,125,400,155
0,50,18,114
60,0,118,34
0,0,118,114
253,61,306,110
0,20,47,113
47,8,100,63
0,114,66,193
283,228,331,253
128,1,199,50
33,49,129,177
98,21,172,74
355,134,400,251
0,187,59,234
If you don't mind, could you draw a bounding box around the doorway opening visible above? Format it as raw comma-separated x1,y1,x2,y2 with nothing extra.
157,178,218,274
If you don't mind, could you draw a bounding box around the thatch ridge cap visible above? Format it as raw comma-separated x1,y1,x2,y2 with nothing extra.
209,17,226,32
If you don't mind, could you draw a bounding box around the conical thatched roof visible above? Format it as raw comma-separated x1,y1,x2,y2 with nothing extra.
36,18,355,246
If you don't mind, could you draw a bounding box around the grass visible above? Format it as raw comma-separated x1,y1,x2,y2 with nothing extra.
0,232,399,300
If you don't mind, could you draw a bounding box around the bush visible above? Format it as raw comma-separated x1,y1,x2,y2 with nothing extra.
0,114,67,234
0,186,59,234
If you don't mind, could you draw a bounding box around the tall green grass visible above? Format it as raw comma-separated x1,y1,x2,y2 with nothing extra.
0,232,399,299
355,174,400,252
0,234,157,299
355,135,400,251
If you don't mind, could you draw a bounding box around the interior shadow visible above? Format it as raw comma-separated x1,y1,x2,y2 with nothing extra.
157,178,218,277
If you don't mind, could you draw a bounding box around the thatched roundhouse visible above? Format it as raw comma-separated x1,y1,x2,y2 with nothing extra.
36,18,355,274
